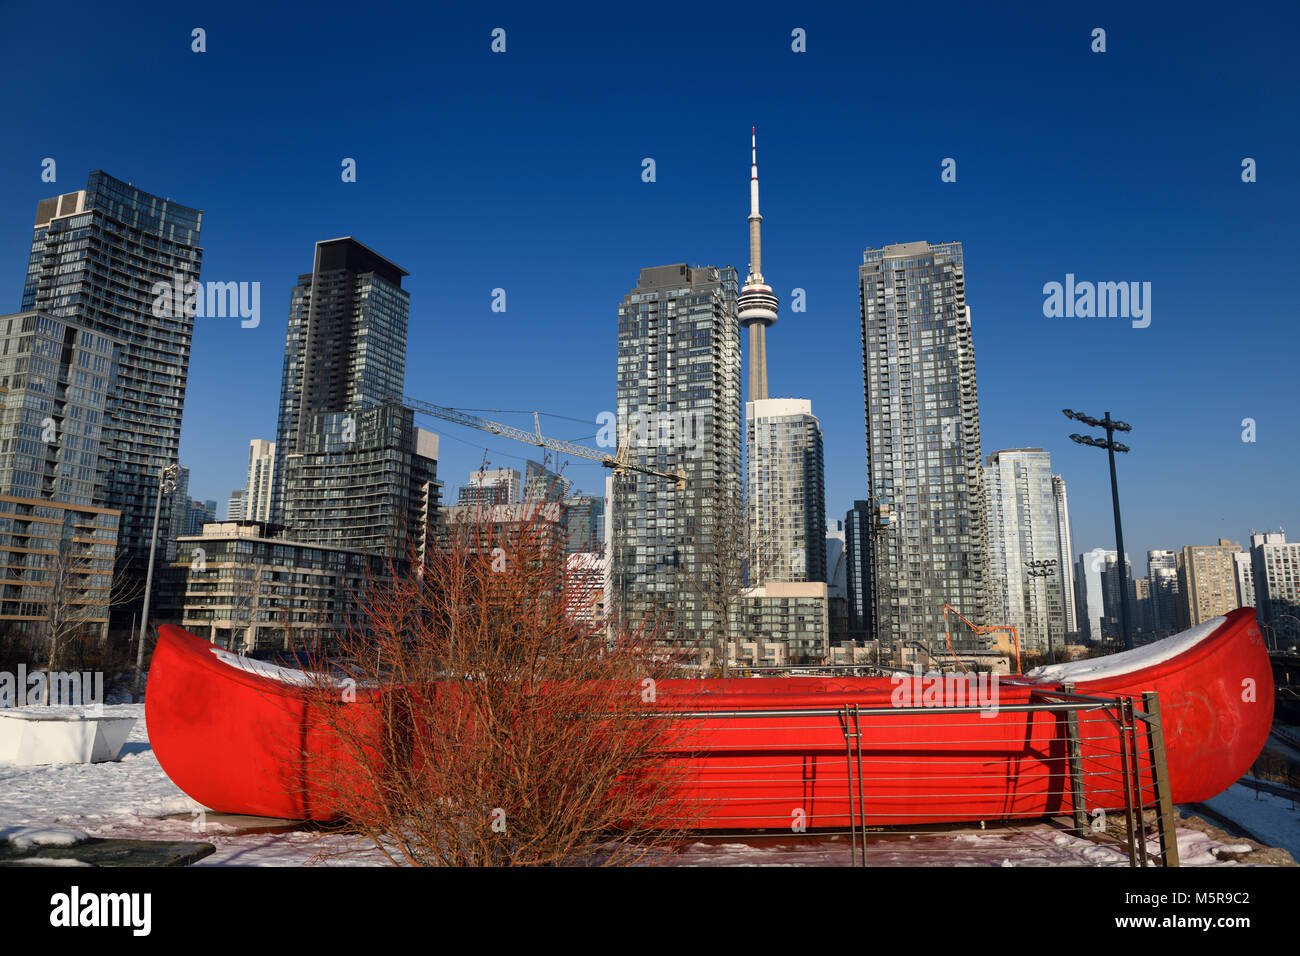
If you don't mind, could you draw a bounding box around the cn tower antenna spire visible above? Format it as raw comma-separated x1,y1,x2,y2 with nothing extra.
738,126,778,403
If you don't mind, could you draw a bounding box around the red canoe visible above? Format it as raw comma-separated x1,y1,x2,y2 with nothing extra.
145,607,1273,829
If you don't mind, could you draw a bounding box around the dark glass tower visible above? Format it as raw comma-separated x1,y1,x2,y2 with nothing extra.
843,500,872,640
272,238,437,556
22,171,203,617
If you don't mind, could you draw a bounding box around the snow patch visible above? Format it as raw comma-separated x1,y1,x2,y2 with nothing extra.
1,826,89,850
1027,616,1224,684
10,856,93,866
209,648,330,687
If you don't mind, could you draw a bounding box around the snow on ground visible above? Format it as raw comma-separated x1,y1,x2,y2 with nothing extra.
1265,727,1300,765
1197,782,1300,860
0,702,1291,866
0,704,382,866
671,826,1260,867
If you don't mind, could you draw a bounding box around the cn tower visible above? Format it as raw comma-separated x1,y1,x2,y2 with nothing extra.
737,127,779,403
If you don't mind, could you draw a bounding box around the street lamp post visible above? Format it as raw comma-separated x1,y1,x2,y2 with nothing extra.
133,463,180,701
1064,409,1134,650
1260,621,1277,652
1025,558,1059,664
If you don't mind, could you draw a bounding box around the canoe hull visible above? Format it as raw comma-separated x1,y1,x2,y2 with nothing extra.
145,607,1272,828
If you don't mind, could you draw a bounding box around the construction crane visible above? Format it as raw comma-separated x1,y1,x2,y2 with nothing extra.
941,603,1022,675
399,395,686,490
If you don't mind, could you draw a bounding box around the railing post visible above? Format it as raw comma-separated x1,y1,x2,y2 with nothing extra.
840,704,859,866
1126,697,1150,867
1063,682,1088,835
853,704,866,867
1117,697,1139,867
1142,691,1180,867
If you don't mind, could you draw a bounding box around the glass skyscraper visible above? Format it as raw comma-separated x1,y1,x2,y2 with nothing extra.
611,264,742,655
859,240,986,652
22,171,203,613
522,460,569,504
272,238,437,557
1147,549,1180,634
272,238,409,517
1076,548,1132,643
521,460,603,555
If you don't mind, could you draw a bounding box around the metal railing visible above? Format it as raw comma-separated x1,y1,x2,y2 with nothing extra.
660,685,1179,867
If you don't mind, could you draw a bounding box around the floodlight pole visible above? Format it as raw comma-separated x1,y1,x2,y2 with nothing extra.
1103,412,1131,650
1065,408,1134,651
1025,559,1059,664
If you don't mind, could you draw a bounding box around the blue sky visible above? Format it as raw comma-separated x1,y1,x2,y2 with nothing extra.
0,0,1296,575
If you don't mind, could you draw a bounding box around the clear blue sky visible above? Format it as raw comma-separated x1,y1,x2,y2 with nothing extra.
0,0,1296,575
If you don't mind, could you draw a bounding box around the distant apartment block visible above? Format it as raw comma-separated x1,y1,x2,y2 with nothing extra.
458,468,521,507
1052,476,1079,635
1178,539,1242,626
245,439,275,522
165,467,194,563
983,449,1070,652
747,398,826,586
1102,552,1134,640
566,551,609,630
186,499,217,535
1234,550,1257,610
1250,530,1300,648
826,520,849,642
562,495,604,555
172,520,385,652
0,312,122,639
731,582,829,666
